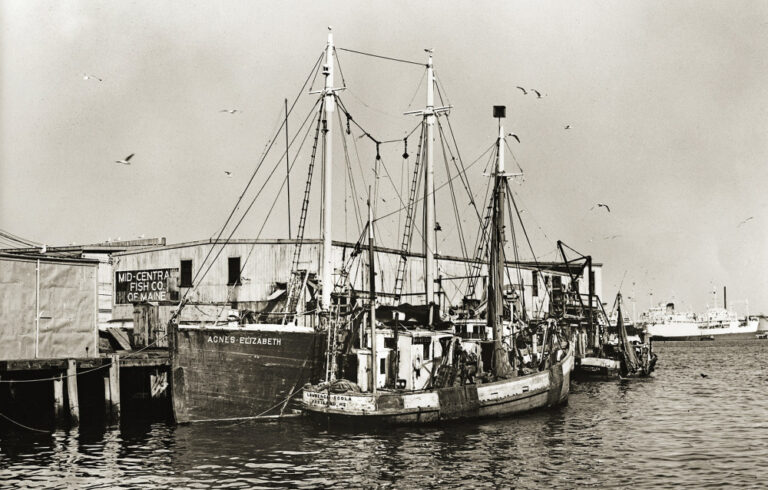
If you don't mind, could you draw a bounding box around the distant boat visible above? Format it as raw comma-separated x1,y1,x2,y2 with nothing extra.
640,292,758,341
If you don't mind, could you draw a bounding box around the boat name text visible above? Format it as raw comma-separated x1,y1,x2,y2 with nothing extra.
207,335,282,346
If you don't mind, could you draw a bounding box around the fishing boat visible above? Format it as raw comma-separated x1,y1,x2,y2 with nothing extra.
573,293,657,379
165,29,585,423
302,105,574,426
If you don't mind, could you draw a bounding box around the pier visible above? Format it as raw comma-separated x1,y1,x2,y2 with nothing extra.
0,351,170,428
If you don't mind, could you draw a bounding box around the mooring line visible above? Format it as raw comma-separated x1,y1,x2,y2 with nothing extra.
0,412,50,433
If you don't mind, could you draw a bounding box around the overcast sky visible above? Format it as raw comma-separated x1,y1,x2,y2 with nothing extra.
1,1,767,315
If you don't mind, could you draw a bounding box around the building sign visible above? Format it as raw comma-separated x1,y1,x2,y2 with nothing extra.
115,268,179,304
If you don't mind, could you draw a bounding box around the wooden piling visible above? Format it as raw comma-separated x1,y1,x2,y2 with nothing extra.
104,354,121,423
53,373,65,421
66,359,79,425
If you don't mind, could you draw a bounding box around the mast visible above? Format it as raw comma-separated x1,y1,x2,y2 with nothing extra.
321,28,335,311
424,51,436,309
403,51,452,314
489,106,515,378
368,192,377,394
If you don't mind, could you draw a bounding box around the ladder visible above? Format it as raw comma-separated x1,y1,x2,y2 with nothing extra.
393,125,425,301
283,106,325,322
466,202,492,297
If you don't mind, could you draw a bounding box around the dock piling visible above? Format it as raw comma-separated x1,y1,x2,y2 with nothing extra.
104,354,121,423
53,373,65,421
66,359,79,425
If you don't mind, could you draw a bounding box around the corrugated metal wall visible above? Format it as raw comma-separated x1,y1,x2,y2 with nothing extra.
112,241,603,321
0,255,98,360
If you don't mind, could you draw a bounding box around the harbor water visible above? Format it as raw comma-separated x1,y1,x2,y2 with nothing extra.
1,340,766,488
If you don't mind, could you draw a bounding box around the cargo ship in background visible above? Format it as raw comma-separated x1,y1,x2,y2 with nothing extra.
640,287,758,341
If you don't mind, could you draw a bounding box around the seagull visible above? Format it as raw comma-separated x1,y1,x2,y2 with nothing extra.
82,73,103,82
603,234,621,240
564,124,571,130
737,216,754,227
531,89,543,98
516,86,527,95
220,109,241,114
115,153,134,165
700,373,708,378
595,203,611,212
224,171,232,177
507,133,521,143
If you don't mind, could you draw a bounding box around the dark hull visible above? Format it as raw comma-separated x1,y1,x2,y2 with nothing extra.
170,324,325,423
573,359,620,380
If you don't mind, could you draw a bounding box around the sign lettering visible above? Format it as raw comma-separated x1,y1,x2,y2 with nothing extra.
115,268,179,304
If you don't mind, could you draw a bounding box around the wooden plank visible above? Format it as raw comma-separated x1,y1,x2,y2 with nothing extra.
66,359,79,425
107,328,133,351
119,357,170,368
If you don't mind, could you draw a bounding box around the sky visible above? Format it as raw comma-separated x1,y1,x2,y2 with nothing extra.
1,1,767,316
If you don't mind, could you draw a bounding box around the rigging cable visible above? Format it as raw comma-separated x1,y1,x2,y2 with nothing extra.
372,141,495,223
180,51,324,307
336,47,425,67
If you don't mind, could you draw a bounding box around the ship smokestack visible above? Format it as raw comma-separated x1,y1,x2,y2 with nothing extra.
723,286,726,309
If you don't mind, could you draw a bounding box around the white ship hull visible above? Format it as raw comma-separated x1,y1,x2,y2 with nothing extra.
646,319,758,340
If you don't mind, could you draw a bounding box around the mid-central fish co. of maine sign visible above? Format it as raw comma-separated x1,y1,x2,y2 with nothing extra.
115,268,180,304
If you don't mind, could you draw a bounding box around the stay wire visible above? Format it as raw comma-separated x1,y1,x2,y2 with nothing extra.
337,47,425,67
212,100,322,323
373,142,495,224
190,98,323,302
183,51,324,303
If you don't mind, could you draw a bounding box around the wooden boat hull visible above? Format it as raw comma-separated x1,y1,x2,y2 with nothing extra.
169,323,326,423
302,348,573,427
573,356,621,379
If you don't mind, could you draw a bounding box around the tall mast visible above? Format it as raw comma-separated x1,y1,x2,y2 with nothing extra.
424,51,436,309
321,28,335,311
368,192,377,393
489,106,515,378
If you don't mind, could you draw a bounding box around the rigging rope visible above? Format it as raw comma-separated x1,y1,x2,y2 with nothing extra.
337,47,425,67
180,51,324,309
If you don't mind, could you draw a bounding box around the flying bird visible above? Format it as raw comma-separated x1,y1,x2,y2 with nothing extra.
220,109,241,114
592,203,611,212
531,89,543,98
82,73,103,82
224,171,232,177
516,86,527,95
737,216,754,227
507,133,520,143
700,373,708,378
603,234,621,240
115,153,134,165
564,125,571,130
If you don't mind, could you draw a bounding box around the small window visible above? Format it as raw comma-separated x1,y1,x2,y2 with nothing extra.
532,271,539,297
180,259,193,287
379,357,386,375
227,257,241,286
552,275,562,291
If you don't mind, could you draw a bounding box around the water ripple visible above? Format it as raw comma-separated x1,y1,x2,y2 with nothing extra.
1,340,767,488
